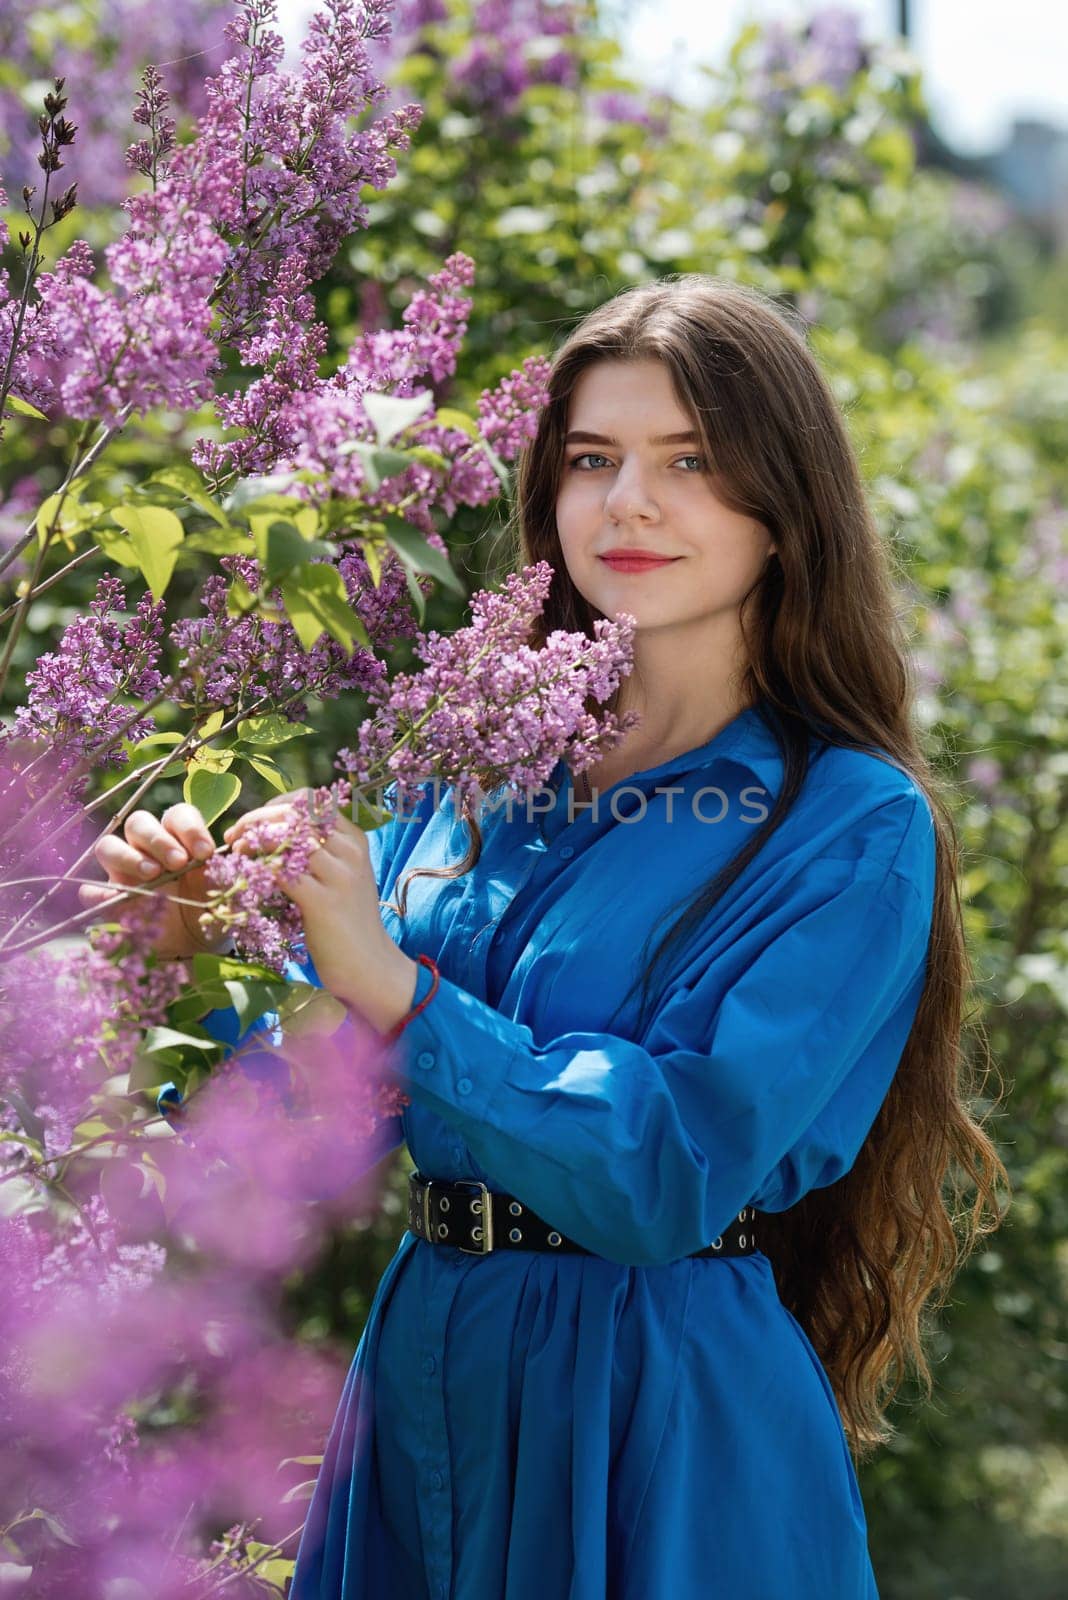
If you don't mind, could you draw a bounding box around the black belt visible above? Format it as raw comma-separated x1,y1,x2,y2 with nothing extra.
407,1172,760,1258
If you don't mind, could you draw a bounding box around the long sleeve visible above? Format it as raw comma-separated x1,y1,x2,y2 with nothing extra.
396,807,936,1266
192,792,416,1173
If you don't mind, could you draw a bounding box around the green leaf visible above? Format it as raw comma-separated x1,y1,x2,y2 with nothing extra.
433,406,481,439
408,445,449,471
236,714,315,747
226,575,259,617
184,766,242,825
478,437,513,494
5,392,47,420
142,1025,224,1057
254,518,315,584
245,753,289,793
403,563,426,623
36,488,94,552
362,389,434,445
276,986,348,1037
188,745,234,777
112,503,185,601
1,1088,48,1145
381,514,465,596
145,464,231,527
192,953,288,984
93,523,139,565
181,525,257,556
280,565,371,653
342,441,418,491
223,473,321,513
280,1478,319,1505
0,1177,49,1219
221,977,294,1032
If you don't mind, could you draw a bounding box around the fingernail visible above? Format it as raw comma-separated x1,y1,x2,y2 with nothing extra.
166,848,186,867
193,838,213,859
140,859,160,876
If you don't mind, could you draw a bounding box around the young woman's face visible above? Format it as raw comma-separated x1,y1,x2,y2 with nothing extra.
555,358,777,631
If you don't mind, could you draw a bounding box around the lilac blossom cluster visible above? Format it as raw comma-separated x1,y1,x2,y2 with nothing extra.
7,574,165,790
477,352,552,459
198,250,476,496
382,0,581,119
753,5,868,108
169,553,395,718
199,779,352,966
339,560,640,814
0,0,232,209
19,0,421,434
0,766,411,1590
0,183,68,417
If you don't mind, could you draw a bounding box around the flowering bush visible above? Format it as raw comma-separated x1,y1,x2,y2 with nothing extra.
0,1,639,1588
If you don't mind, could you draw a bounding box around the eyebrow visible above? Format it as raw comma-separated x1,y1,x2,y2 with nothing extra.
564,430,700,447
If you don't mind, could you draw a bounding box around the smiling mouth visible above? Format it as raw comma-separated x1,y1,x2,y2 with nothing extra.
598,554,681,570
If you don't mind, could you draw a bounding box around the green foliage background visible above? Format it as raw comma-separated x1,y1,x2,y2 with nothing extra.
1,3,1065,1594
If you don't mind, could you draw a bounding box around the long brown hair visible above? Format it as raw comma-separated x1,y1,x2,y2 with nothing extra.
400,274,1010,1461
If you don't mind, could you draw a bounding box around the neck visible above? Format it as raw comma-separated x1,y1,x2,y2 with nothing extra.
610,616,754,764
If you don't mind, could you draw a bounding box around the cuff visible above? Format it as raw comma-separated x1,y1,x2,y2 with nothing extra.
396,968,519,1132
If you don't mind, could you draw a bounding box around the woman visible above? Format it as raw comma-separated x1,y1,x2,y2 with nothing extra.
85,276,1007,1598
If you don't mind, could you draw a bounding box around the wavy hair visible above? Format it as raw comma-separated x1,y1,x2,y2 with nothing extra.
397,275,1010,1461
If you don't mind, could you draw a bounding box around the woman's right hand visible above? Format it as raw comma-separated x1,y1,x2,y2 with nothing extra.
78,803,231,960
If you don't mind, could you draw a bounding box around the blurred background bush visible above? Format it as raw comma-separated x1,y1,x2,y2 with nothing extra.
1,2,1065,1593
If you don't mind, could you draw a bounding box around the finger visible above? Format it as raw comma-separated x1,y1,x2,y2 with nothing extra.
159,803,216,862
124,809,196,873
222,791,313,842
78,880,133,909
97,832,166,881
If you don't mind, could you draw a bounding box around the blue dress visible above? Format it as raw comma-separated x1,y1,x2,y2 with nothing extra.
206,701,936,1600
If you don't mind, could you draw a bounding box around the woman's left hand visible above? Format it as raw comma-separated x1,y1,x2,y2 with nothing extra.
223,793,420,1034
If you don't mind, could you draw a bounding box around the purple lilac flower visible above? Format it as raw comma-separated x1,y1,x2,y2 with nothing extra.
199,779,352,966
170,552,391,717
7,574,165,792
34,195,230,426
249,254,492,532
205,0,423,346
0,184,67,421
451,0,581,115
339,559,640,813
801,6,867,93
477,352,551,460
0,0,233,209
752,6,866,110
0,883,407,1588
125,63,178,182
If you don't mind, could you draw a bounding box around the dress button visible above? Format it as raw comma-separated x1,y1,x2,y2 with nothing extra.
430,1468,444,1490
559,844,575,860
423,1354,436,1375
457,1077,472,1095
416,1050,435,1070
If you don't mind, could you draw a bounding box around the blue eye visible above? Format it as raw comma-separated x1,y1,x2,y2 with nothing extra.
570,453,610,469
568,453,707,471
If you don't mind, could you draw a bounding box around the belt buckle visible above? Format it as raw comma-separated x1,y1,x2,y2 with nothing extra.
421,1176,435,1242
453,1180,494,1255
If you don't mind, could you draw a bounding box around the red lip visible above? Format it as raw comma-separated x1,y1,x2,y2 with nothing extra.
600,549,678,561
598,553,680,571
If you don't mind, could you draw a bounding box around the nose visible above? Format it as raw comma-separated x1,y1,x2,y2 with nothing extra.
603,459,660,523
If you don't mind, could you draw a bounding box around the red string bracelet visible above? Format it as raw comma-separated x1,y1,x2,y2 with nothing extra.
382,954,440,1044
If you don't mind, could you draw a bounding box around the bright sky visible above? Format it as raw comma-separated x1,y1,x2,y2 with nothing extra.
278,0,1067,156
